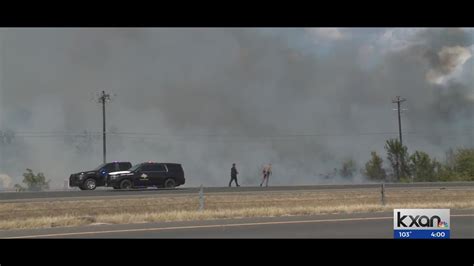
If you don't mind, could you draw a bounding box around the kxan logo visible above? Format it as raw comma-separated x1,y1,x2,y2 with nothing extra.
393,209,450,239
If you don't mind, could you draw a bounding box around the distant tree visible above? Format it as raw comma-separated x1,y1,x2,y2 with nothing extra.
14,169,50,192
436,148,474,181
339,159,357,179
14,184,26,192
409,151,439,182
384,139,410,182
451,148,474,181
363,151,387,181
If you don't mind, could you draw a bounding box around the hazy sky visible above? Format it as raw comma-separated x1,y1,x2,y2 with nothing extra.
0,28,473,187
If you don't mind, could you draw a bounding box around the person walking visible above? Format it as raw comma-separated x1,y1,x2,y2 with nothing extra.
229,163,240,187
260,163,272,187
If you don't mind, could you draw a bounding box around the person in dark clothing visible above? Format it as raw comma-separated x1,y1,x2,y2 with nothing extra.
229,163,240,187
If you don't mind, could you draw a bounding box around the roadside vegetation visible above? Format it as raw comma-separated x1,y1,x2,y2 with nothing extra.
357,140,473,182
0,188,472,230
13,169,50,192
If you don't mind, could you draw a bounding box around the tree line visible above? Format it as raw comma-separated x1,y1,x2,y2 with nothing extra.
340,139,474,182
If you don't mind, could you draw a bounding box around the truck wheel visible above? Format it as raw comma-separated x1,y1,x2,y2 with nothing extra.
164,178,176,188
120,179,132,190
83,179,97,190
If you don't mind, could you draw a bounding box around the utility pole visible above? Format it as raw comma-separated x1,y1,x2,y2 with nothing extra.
98,91,111,164
392,96,407,182
392,96,407,146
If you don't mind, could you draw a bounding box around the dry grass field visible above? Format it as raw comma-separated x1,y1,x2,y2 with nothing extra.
0,188,472,230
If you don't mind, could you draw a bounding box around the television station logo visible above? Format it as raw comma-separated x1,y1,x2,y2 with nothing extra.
393,209,450,239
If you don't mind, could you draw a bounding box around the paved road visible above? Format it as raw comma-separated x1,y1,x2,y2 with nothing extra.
1,210,472,238
1,182,473,202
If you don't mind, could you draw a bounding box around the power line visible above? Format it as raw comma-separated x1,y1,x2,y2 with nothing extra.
7,132,474,141
9,125,474,136
6,130,474,137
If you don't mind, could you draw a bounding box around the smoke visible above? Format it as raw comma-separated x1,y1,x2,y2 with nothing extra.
306,28,348,41
0,174,13,189
0,28,472,187
426,46,472,85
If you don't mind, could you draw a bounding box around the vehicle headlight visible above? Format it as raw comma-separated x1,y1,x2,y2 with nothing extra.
78,173,85,180
110,175,117,180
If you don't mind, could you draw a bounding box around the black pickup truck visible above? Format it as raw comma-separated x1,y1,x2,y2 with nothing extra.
69,161,132,190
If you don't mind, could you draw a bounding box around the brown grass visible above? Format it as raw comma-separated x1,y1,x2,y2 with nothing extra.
0,188,472,230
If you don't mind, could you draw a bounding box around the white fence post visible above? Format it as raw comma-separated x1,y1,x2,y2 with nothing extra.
381,183,385,206
199,185,204,211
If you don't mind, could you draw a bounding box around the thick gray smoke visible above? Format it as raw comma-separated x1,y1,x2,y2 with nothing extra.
426,46,471,85
0,28,472,187
0,174,13,189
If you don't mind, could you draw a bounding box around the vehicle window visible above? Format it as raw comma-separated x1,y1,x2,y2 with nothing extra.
141,164,166,172
141,164,153,171
155,164,167,172
103,164,116,172
119,163,131,171
166,164,182,172
129,164,142,172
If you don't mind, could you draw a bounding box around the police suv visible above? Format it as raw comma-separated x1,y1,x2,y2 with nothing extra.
106,162,185,189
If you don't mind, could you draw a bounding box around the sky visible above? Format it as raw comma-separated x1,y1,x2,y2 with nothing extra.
0,28,473,188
